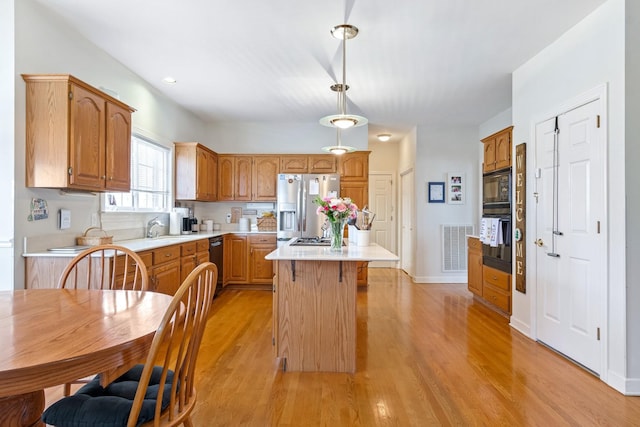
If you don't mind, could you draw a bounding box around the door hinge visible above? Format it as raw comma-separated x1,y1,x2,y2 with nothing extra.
272,337,275,346
596,115,601,128
597,327,601,341
597,221,601,234
68,91,73,100
68,167,73,175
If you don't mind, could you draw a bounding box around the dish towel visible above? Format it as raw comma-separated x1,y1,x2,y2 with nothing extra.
479,217,490,244
489,218,500,247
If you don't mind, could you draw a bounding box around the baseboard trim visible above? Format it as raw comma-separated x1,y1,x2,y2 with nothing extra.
413,275,467,284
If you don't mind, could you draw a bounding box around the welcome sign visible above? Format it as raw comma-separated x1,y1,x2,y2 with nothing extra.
515,143,526,293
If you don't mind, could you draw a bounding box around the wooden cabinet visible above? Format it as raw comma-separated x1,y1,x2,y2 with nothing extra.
339,151,370,182
179,239,210,282
253,156,279,201
150,245,181,295
175,142,218,201
223,234,248,284
218,155,278,201
481,265,512,315
280,155,337,174
482,126,513,173
22,74,134,191
248,234,276,284
467,237,483,296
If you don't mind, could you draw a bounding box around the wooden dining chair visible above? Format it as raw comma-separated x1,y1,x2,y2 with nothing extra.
57,244,149,291
43,262,218,427
58,244,150,396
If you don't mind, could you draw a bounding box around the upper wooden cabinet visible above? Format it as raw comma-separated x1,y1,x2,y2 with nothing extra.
482,126,513,173
339,151,370,182
22,74,134,191
218,155,279,201
175,142,218,201
280,155,337,174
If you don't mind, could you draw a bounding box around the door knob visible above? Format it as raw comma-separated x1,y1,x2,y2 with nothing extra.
534,238,544,247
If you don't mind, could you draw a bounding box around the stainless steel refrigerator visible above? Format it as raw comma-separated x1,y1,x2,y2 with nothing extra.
276,173,340,241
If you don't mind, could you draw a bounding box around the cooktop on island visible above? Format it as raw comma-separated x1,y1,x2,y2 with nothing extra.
289,236,344,247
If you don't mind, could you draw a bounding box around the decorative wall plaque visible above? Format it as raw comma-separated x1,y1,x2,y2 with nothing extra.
515,143,526,293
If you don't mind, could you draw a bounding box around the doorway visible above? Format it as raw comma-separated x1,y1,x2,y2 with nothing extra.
400,169,415,277
368,172,396,268
534,90,606,375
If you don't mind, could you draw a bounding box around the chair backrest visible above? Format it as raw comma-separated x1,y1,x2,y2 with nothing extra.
127,261,217,427
57,244,149,290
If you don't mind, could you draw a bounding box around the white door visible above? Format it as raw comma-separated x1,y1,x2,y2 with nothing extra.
369,173,396,268
535,99,604,373
400,170,415,277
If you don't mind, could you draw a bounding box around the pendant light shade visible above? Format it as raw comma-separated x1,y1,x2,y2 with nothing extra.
322,128,356,155
319,24,368,129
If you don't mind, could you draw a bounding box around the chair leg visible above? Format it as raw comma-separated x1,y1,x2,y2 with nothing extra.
183,416,194,427
63,383,72,397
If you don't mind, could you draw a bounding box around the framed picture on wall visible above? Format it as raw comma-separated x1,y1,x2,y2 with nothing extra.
428,182,445,203
447,173,464,204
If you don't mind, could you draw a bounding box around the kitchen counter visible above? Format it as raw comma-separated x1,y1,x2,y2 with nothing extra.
265,241,398,262
23,230,276,257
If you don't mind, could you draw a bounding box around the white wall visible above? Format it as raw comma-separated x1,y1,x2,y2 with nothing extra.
13,0,210,289
204,122,367,154
0,0,16,290
413,126,479,283
512,0,630,392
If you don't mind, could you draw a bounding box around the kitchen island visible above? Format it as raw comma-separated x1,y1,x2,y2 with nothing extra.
265,242,398,373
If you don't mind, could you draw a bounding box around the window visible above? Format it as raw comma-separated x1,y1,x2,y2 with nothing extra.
103,134,171,212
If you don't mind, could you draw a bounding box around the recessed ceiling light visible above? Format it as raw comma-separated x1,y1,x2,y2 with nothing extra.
162,77,177,84
377,133,391,142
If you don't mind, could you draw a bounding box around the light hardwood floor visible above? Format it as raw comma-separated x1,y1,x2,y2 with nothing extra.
46,268,640,426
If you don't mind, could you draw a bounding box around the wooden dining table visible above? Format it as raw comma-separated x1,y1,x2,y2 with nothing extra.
0,289,173,427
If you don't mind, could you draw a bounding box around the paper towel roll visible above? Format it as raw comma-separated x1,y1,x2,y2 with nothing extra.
169,212,181,235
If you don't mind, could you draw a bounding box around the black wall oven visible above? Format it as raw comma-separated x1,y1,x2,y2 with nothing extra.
481,203,512,273
483,170,511,205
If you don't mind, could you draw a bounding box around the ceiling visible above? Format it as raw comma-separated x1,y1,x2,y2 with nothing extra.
35,0,606,143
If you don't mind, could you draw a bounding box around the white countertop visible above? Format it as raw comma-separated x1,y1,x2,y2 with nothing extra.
23,231,275,257
265,240,398,262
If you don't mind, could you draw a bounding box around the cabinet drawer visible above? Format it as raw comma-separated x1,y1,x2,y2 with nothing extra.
483,266,511,291
468,236,482,253
249,234,276,245
196,239,209,252
482,286,510,313
181,242,197,256
114,250,152,271
153,245,180,264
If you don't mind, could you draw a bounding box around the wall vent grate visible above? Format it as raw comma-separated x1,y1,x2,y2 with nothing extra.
442,224,474,272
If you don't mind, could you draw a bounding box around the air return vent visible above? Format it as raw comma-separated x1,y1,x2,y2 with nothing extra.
442,224,474,272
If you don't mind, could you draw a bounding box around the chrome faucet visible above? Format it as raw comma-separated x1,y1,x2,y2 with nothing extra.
146,216,164,238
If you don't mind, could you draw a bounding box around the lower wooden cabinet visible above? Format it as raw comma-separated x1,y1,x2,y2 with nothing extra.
223,234,248,284
467,236,512,315
467,237,483,296
248,234,276,284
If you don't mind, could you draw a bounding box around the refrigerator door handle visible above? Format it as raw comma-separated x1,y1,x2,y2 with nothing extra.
301,183,307,232
296,183,302,232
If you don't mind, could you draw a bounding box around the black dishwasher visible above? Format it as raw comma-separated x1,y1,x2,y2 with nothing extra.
209,236,223,287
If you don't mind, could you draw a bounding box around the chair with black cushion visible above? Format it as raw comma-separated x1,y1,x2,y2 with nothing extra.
58,244,150,396
43,261,218,427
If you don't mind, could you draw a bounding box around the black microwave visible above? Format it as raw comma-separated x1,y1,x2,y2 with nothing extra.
483,170,511,205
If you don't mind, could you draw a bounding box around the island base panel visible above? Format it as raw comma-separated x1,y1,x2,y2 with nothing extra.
275,260,357,373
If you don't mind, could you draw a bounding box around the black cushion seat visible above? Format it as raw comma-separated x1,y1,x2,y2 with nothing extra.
42,365,174,427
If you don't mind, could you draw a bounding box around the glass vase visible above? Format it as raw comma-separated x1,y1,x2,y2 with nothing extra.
330,220,346,252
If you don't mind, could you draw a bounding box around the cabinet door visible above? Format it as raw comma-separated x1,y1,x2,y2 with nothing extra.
249,245,275,284
223,234,248,283
196,147,218,201
467,237,483,296
234,156,252,201
309,155,337,173
340,182,368,211
483,139,497,173
206,150,218,201
151,260,181,295
180,255,197,283
280,155,308,173
217,155,235,201
253,156,279,201
495,131,512,170
105,102,131,191
69,83,106,190
339,152,369,182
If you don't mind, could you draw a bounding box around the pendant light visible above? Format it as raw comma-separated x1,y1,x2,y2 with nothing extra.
322,128,356,155
319,24,368,129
